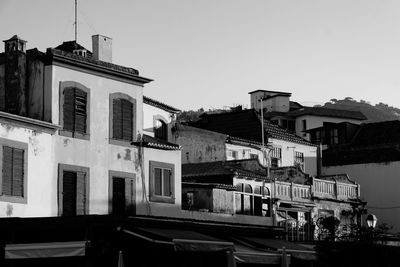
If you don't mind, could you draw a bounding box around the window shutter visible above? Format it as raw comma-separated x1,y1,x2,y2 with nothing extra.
121,99,133,141
76,171,87,215
154,168,162,196
125,178,135,215
163,169,171,197
113,99,122,139
2,146,13,196
63,171,77,216
74,89,87,134
63,88,75,132
11,148,24,197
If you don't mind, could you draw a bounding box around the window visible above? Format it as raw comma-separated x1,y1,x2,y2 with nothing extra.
0,140,28,203
235,183,253,215
329,128,339,145
227,150,238,159
250,153,258,159
149,161,175,203
302,120,307,131
294,151,305,170
109,93,136,145
59,81,90,140
271,147,282,167
109,171,136,216
58,164,89,216
154,119,168,141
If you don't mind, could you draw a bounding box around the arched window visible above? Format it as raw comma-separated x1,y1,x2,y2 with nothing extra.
109,93,136,144
60,81,90,139
154,119,167,140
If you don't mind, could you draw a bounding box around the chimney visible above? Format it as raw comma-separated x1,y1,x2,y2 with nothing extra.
92,35,112,62
3,35,27,115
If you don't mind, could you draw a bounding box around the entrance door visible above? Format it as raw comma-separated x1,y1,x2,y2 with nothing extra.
112,177,126,215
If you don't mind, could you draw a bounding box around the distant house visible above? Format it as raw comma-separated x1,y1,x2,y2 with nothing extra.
307,120,400,232
248,90,367,140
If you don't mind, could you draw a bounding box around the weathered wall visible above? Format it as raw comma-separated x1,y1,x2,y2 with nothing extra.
0,122,55,217
26,57,44,120
173,124,227,164
50,64,144,215
212,188,234,214
269,138,317,176
324,162,400,232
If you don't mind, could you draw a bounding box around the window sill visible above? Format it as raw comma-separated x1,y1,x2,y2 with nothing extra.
109,138,135,147
150,195,175,204
59,130,90,141
0,195,27,204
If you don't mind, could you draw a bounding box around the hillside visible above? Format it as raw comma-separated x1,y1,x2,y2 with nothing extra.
317,97,400,122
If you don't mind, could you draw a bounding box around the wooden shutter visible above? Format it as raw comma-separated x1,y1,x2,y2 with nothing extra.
76,171,87,215
121,99,133,141
74,89,87,134
2,146,13,196
163,169,171,197
63,171,77,216
2,146,24,197
12,148,24,197
113,99,122,139
154,168,162,196
63,88,75,132
125,178,135,215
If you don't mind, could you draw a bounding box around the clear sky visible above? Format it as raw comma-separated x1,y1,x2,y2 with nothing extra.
1,0,400,111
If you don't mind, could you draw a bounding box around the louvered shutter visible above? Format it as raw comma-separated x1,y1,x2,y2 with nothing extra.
163,169,171,197
63,171,77,216
113,99,122,139
63,88,75,132
74,89,87,134
125,178,135,215
12,148,24,197
76,171,87,215
2,146,13,196
154,168,162,196
112,177,125,215
121,99,133,141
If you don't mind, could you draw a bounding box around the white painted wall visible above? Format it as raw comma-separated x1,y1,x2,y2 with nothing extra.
225,143,267,166
143,103,173,138
0,122,55,217
323,162,400,232
138,147,182,217
269,138,318,176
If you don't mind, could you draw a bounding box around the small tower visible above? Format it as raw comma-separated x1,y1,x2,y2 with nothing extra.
3,35,27,115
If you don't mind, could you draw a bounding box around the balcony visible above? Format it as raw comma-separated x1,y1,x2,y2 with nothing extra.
274,176,360,202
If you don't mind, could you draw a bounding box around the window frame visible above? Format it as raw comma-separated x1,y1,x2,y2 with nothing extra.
109,93,137,146
58,163,90,216
294,151,305,170
59,81,91,140
153,115,168,141
0,139,28,204
108,170,136,215
149,161,175,204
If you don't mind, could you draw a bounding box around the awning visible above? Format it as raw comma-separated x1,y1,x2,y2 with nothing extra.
233,242,288,265
236,236,317,261
121,227,234,252
5,241,87,259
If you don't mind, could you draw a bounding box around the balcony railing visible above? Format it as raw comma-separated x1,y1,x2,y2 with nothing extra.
274,177,360,202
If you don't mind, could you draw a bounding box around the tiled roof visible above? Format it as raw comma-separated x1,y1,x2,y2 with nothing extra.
182,159,269,181
288,107,367,120
143,96,181,113
248,89,291,96
182,182,236,191
132,134,181,150
191,109,314,146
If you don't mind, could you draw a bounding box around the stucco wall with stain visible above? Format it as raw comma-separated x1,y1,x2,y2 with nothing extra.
49,64,145,215
173,124,227,164
0,122,55,217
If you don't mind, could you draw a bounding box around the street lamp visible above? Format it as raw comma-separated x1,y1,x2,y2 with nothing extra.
366,214,378,229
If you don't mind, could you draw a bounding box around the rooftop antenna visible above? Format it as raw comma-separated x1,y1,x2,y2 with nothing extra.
74,0,78,42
